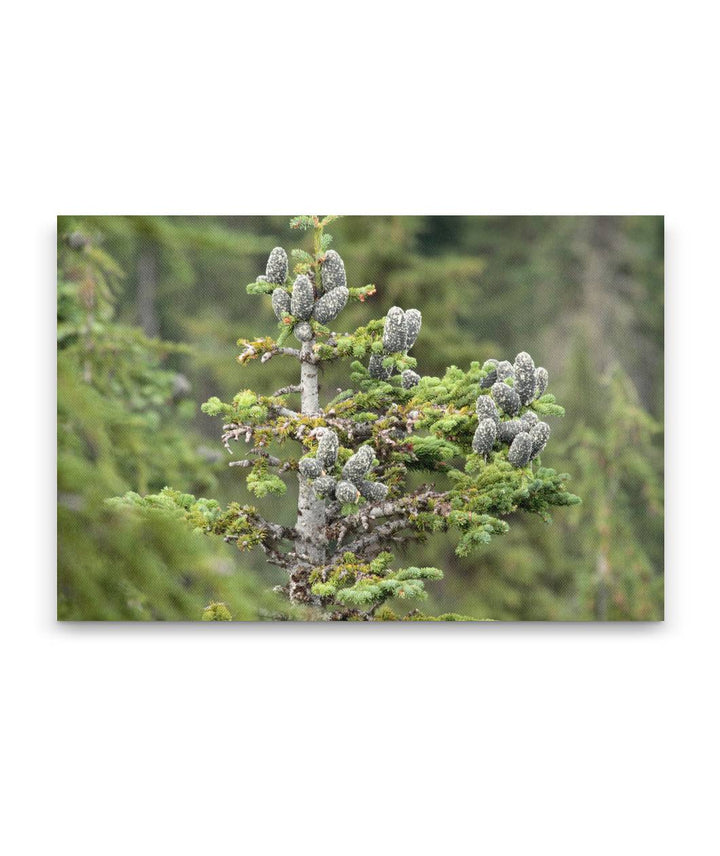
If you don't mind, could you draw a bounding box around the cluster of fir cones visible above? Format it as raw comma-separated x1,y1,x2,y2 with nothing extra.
298,430,388,505
259,247,349,342
473,352,551,467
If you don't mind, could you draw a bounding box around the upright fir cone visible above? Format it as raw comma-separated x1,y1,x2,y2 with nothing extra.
514,352,537,405
265,247,288,285
299,458,323,478
491,381,521,416
312,286,349,324
335,480,360,504
368,354,392,380
320,250,347,292
496,360,514,382
342,447,373,485
271,287,291,321
383,307,408,353
313,476,337,499
358,480,388,502
520,410,539,429
316,429,339,470
508,431,533,467
290,275,315,321
480,359,500,388
535,367,549,398
497,419,524,444
530,421,551,458
401,369,421,389
472,418,497,457
405,309,422,349
476,395,500,424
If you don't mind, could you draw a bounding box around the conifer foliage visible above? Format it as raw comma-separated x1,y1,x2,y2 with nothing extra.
116,216,579,620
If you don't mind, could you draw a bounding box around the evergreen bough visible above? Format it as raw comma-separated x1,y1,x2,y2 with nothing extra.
114,216,579,620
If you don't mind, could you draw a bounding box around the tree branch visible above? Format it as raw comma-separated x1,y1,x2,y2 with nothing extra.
272,384,301,397
260,346,302,363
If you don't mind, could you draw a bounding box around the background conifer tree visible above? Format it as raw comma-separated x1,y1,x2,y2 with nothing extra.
57,220,279,620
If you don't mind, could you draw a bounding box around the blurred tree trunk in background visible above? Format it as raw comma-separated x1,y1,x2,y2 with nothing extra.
137,250,160,338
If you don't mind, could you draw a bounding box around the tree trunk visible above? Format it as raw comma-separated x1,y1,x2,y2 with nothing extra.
137,251,160,338
290,340,327,602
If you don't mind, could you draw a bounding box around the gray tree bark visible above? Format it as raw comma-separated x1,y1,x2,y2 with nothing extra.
137,250,160,338
290,340,327,601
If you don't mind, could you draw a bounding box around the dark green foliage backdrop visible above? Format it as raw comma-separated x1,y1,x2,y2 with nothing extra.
57,215,663,620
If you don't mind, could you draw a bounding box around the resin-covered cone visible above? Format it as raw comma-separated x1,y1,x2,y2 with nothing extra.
401,369,421,389
290,274,315,321
382,307,408,353
508,431,533,467
530,421,550,458
265,247,288,285
405,309,422,349
514,351,536,405
472,418,497,457
312,286,349,324
271,287,291,321
368,354,392,380
342,446,374,485
491,381,521,416
535,367,549,398
497,419,524,444
336,480,360,504
496,360,514,382
316,429,339,470
299,457,323,479
476,395,499,424
320,249,347,292
313,476,337,499
520,410,539,429
358,480,388,502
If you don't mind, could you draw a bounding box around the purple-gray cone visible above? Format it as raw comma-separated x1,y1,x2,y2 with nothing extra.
496,360,514,381
405,309,422,349
313,476,337,499
368,354,392,380
299,457,323,479
514,351,536,405
530,421,551,458
472,418,497,457
316,429,339,470
336,480,360,504
293,321,314,342
358,480,388,502
290,275,315,321
312,286,349,324
508,431,533,467
265,247,288,285
383,307,408,353
491,381,521,416
271,288,291,321
520,410,539,429
320,250,347,292
497,419,524,444
476,395,500,424
401,369,421,389
535,367,549,398
342,447,373,485
480,359,499,388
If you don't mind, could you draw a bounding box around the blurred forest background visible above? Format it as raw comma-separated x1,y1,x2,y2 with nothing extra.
57,215,663,621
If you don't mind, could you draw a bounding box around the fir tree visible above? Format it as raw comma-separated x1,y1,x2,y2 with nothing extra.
114,216,580,620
